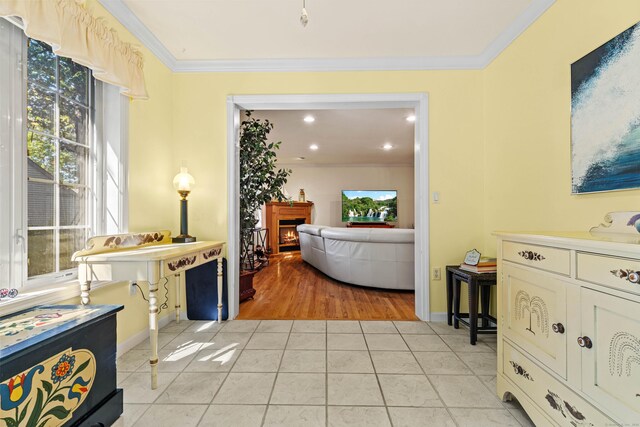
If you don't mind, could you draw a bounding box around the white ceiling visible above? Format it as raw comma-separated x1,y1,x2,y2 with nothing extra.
99,0,555,71
250,109,415,165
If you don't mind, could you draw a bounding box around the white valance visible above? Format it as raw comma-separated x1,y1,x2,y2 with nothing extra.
0,0,148,99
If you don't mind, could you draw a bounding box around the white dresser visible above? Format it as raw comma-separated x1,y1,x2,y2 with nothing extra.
496,212,640,427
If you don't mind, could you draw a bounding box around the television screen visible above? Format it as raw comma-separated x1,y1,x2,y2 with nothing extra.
341,190,398,223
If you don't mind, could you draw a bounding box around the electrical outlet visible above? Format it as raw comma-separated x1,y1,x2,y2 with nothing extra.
129,281,137,296
432,267,441,281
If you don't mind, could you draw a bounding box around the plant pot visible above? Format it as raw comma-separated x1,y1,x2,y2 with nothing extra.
239,270,257,302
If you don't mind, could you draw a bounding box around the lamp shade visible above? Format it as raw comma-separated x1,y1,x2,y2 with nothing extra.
173,167,195,192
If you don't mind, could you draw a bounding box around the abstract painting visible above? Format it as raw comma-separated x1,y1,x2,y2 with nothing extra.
571,22,640,193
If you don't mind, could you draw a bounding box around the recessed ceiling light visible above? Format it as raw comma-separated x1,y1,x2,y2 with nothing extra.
303,115,315,123
382,143,393,151
309,144,319,150
406,115,416,123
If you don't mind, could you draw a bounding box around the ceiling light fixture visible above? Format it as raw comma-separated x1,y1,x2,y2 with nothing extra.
383,143,393,151
406,115,416,123
300,0,309,27
297,156,306,160
309,144,319,150
303,115,315,123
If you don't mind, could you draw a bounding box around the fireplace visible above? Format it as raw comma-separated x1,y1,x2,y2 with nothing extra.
279,218,305,252
265,201,313,255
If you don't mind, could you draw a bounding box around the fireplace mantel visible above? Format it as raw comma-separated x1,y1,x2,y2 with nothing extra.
265,201,313,255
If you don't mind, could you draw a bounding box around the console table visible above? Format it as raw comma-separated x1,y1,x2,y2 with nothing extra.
72,231,225,389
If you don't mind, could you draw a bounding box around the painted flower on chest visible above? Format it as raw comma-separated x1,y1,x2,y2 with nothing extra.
68,376,91,401
0,365,44,410
51,353,75,383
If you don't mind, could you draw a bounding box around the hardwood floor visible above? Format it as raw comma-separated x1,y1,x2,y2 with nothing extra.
237,253,417,320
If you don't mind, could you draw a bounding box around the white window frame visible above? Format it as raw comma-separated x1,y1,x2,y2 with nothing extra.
0,18,128,308
25,38,95,286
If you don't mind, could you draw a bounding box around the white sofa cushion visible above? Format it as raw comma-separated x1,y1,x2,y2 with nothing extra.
321,227,414,243
298,224,328,272
297,224,414,290
297,224,325,236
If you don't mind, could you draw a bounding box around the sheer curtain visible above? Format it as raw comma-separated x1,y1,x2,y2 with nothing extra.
0,0,148,99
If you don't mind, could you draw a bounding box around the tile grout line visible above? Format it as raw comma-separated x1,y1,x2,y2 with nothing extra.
398,324,461,427
260,320,294,427
192,320,245,426
407,324,524,425
123,320,519,426
203,319,260,422
325,321,329,427
132,320,204,426
362,321,395,427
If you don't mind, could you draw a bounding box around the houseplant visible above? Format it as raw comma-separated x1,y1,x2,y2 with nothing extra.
239,111,291,299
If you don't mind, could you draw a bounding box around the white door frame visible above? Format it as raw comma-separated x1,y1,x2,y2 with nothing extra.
226,93,430,320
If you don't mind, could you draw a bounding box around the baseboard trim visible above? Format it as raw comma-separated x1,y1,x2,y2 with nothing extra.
116,312,174,358
429,312,447,323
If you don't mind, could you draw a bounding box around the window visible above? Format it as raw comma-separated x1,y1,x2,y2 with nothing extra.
0,18,128,292
26,39,92,279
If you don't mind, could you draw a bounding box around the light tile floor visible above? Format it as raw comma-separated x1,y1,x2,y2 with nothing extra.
114,320,535,427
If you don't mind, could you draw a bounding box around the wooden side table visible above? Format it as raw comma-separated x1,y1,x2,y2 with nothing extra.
346,222,395,228
446,265,497,345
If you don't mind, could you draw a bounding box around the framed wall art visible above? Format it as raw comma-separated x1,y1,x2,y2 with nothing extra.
571,22,640,194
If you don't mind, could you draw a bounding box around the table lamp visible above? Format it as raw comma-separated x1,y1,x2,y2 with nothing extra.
172,167,196,243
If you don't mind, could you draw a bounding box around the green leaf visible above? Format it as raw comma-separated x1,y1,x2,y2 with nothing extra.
42,405,70,420
50,394,65,402
19,401,30,423
72,359,90,379
1,417,18,427
25,388,44,427
41,380,52,396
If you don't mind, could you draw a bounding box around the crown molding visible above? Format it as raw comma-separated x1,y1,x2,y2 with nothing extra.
173,56,487,72
98,0,555,73
479,0,556,65
97,0,177,70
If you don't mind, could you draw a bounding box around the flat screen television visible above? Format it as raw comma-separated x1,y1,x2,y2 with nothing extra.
341,190,398,223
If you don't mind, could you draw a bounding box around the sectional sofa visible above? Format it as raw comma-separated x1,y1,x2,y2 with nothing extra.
297,224,415,290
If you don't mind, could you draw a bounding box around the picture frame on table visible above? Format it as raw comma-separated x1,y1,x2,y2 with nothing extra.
463,249,481,266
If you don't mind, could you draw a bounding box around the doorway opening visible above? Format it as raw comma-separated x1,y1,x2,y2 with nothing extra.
227,94,430,321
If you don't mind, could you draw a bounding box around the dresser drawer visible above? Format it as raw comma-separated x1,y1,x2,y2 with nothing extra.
503,241,570,275
502,264,568,378
503,341,616,427
576,252,640,296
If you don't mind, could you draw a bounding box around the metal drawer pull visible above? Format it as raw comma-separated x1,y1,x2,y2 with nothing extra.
577,336,593,349
611,269,640,284
552,323,565,334
518,250,545,261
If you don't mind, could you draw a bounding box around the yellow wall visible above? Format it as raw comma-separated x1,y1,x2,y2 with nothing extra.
483,0,640,255
60,0,640,346
172,71,487,316
60,0,178,345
